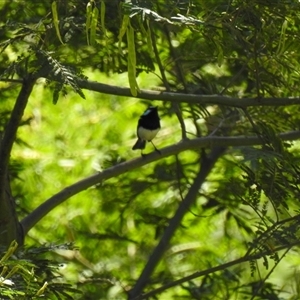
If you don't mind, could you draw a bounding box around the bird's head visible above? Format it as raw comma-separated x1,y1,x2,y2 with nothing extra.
142,106,158,116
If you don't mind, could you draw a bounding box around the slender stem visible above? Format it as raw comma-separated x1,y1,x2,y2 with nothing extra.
249,247,291,300
150,25,170,91
162,24,187,139
163,24,187,92
150,24,187,139
132,241,300,300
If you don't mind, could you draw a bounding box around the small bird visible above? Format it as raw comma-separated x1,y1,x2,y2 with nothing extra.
132,106,161,154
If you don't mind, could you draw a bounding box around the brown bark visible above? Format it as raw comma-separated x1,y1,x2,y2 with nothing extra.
0,77,35,248
0,175,24,248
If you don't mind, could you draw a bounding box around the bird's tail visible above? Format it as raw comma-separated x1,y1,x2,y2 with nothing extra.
132,139,146,150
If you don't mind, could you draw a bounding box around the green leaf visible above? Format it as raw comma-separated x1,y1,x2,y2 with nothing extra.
127,23,139,96
51,1,64,45
118,14,130,54
276,19,288,56
86,1,93,45
146,21,155,59
90,6,99,46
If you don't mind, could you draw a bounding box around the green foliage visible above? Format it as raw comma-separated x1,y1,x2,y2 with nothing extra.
2,0,300,299
0,241,81,299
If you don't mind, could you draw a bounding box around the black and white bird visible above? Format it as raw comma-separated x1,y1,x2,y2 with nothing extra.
132,106,161,154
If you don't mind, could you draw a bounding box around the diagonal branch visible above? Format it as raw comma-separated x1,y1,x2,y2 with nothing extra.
133,240,300,300
128,147,226,299
20,130,300,235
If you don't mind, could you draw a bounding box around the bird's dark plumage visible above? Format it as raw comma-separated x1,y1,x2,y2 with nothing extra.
132,106,161,151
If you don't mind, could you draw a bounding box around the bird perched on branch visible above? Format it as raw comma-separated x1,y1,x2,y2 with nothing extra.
132,106,161,154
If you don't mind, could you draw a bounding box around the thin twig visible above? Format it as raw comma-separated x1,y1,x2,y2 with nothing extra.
219,64,247,95
150,24,187,139
249,247,291,300
163,24,188,92
132,241,300,300
162,23,187,139
150,25,171,91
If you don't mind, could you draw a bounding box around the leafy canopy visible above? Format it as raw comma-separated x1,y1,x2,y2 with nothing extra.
1,0,300,299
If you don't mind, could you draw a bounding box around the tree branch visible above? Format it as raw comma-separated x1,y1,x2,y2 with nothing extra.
77,78,300,108
20,130,300,237
128,147,226,299
0,77,35,247
133,240,300,300
3,77,300,108
0,77,35,184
